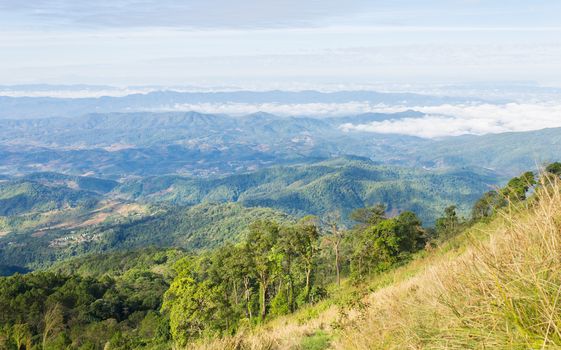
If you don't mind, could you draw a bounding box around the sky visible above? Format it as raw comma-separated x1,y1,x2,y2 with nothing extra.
1,0,561,88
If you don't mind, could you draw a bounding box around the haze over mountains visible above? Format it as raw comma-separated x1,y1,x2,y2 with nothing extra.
0,86,560,180
0,88,476,119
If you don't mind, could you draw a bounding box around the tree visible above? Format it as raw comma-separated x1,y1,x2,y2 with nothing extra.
394,211,424,253
161,260,233,346
546,162,561,176
471,190,503,221
294,216,320,303
367,219,402,271
323,212,345,286
215,245,255,320
351,219,399,279
245,220,280,321
349,218,401,279
435,205,460,239
501,171,536,202
277,225,299,312
347,210,425,280
350,204,386,227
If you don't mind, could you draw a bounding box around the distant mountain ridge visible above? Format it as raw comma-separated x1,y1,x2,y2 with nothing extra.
0,89,483,119
3,109,561,178
0,110,428,177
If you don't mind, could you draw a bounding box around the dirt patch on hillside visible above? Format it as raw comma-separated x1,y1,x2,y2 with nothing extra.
31,230,47,238
115,203,148,215
77,212,111,227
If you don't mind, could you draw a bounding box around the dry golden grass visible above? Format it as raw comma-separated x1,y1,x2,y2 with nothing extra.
185,178,561,350
334,178,561,349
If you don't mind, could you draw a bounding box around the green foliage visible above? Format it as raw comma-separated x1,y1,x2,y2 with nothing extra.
348,209,425,279
0,248,176,349
246,220,282,321
545,162,561,176
435,205,462,240
49,248,184,279
269,288,291,317
161,218,328,345
470,171,538,224
349,204,386,226
0,202,288,269
0,265,30,277
163,277,231,346
300,330,332,350
139,203,427,347
471,190,504,221
501,171,536,202
0,158,497,271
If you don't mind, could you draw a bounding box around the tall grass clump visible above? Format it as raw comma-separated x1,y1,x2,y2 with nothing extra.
336,175,561,349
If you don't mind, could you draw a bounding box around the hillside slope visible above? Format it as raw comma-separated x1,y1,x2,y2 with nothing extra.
194,180,561,349
116,157,499,225
415,127,561,176
0,202,289,269
0,179,100,216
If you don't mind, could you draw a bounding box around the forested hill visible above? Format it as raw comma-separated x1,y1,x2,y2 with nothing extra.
0,179,102,216
0,202,289,270
0,165,551,349
0,158,498,271
116,157,500,225
413,127,561,176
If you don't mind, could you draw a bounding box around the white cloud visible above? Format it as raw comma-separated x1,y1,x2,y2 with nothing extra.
154,101,561,140
340,102,561,138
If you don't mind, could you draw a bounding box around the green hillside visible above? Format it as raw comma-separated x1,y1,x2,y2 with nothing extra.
0,158,499,270
0,180,100,216
117,157,500,225
0,202,289,269
415,127,561,176
22,172,118,194
0,174,119,240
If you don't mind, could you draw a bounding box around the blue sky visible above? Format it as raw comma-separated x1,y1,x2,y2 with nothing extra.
1,0,561,87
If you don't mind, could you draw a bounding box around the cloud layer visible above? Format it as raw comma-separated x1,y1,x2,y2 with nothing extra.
340,103,561,138
157,100,561,138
